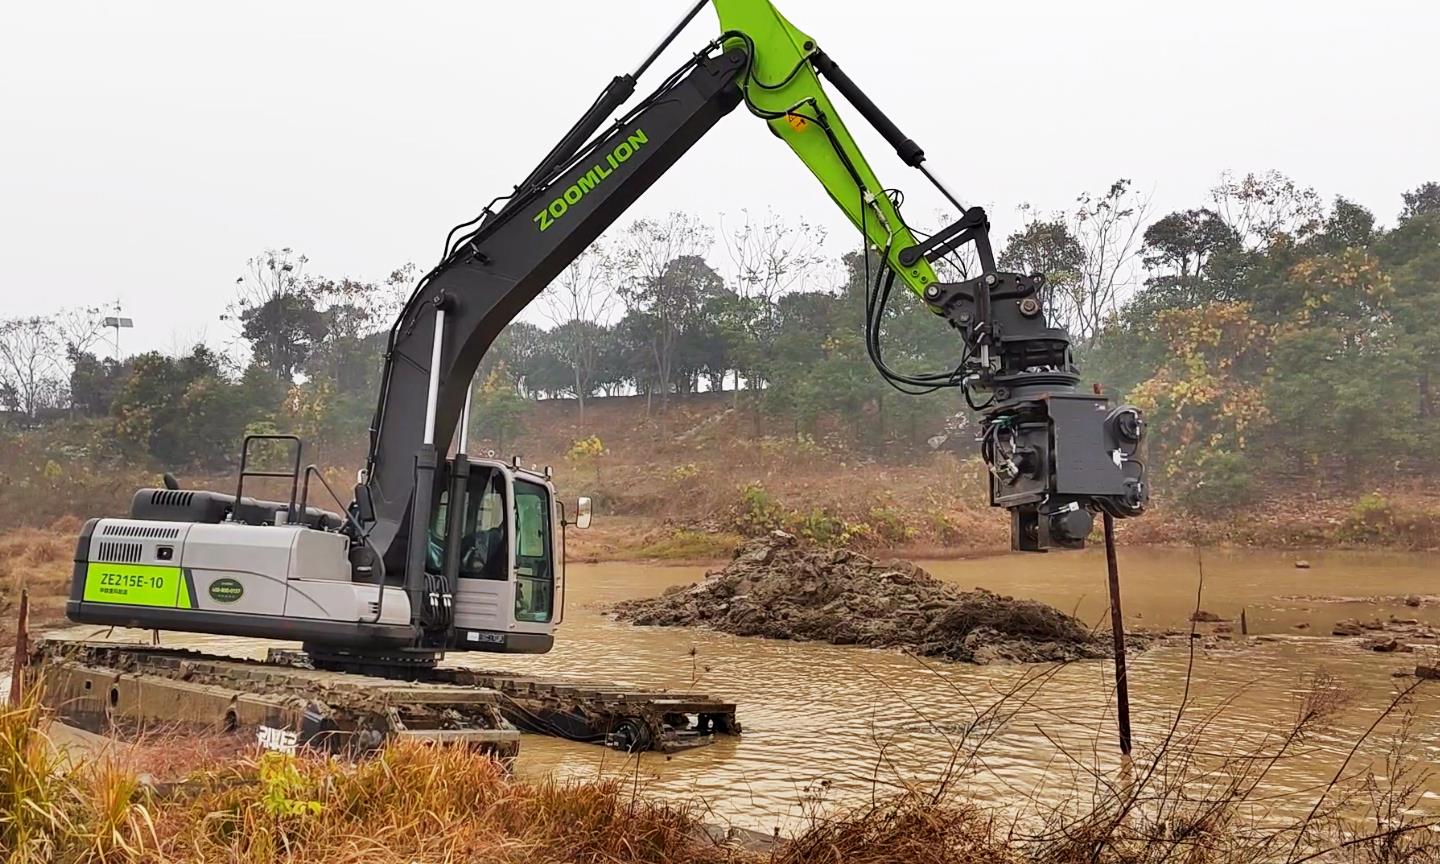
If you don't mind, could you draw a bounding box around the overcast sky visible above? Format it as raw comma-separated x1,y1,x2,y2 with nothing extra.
2,0,1436,358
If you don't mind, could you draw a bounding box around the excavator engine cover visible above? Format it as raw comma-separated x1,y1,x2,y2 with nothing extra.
67,516,416,647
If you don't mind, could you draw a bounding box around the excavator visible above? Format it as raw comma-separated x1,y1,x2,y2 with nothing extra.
47,0,1146,735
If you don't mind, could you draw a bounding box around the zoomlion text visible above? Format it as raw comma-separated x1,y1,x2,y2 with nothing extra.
533,129,649,232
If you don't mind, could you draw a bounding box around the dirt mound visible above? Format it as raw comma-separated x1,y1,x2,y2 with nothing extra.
612,532,1122,664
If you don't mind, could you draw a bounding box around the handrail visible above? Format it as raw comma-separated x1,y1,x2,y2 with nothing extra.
235,434,303,523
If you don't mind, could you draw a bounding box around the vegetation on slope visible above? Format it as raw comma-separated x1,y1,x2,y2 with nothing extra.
2,175,1438,542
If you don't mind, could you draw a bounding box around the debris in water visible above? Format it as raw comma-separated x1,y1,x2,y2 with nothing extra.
611,531,1144,665
1363,635,1404,653
1333,619,1370,636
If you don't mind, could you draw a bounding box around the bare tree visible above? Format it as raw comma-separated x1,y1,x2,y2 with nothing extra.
50,305,109,418
1000,206,1085,328
1211,169,1323,251
379,263,418,324
722,208,827,305
0,315,65,422
1066,179,1150,343
721,208,827,392
539,241,618,425
983,184,1147,344
617,212,714,418
54,305,107,356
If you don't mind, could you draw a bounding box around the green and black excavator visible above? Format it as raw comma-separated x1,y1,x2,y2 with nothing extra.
65,0,1147,675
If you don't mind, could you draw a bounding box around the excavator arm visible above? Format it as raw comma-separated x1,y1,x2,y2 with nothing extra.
710,0,942,298
357,0,1149,646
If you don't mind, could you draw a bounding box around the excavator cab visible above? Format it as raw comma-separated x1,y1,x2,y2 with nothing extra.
426,458,581,653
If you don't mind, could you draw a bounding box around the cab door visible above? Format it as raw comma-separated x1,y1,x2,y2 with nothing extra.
444,460,555,653
439,463,509,648
511,476,556,626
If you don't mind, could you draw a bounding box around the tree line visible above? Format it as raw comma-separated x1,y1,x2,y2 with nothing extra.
3,173,1437,513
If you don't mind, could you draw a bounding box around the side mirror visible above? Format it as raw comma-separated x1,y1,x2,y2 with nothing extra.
575,496,592,530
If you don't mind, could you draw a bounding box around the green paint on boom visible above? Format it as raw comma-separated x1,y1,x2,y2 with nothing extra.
709,0,940,299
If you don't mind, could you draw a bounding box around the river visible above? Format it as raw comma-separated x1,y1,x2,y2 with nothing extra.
43,546,1440,833
508,547,1440,833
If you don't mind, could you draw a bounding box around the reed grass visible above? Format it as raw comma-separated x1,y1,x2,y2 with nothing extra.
3,665,1438,863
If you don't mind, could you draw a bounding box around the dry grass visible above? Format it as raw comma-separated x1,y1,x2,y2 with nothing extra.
1,683,748,864
145,744,737,863
0,526,74,648
775,795,1016,864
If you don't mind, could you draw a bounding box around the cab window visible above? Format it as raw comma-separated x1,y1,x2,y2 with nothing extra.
428,467,508,580
512,478,554,623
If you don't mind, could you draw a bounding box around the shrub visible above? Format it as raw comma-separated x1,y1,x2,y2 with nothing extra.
1341,493,1440,546
1344,492,1396,541
735,482,786,535
1172,449,1260,517
866,506,914,545
668,463,700,484
565,434,608,482
790,508,859,546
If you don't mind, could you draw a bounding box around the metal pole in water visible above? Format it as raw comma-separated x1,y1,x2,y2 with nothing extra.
9,588,28,704
1103,513,1133,756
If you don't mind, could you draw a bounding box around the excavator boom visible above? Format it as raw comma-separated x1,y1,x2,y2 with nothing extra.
65,0,1148,670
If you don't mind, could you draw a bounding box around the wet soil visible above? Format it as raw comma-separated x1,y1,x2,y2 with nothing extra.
611,532,1147,664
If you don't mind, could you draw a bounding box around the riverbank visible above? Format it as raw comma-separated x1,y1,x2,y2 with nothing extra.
0,527,72,650
8,508,1440,649
8,394,1440,565
7,653,1439,863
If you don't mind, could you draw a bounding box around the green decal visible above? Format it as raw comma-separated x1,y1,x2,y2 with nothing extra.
208,578,244,603
83,562,183,607
533,129,647,232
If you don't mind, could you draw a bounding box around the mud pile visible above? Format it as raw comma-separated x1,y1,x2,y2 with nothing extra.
612,532,1121,664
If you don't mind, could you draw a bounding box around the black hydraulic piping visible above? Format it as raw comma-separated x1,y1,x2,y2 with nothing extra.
810,50,968,212
633,0,710,80
505,0,709,210
441,388,473,624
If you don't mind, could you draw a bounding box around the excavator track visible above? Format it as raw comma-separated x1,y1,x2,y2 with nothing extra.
436,667,739,752
30,640,738,755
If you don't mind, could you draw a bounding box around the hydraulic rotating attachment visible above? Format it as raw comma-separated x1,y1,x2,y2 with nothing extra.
896,209,1148,550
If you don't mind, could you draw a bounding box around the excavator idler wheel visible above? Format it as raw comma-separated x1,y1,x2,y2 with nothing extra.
607,718,654,752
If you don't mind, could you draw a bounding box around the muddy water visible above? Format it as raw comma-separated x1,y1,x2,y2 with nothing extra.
46,547,1440,833
505,548,1440,832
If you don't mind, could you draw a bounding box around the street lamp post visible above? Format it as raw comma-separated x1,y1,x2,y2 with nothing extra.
102,313,133,360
